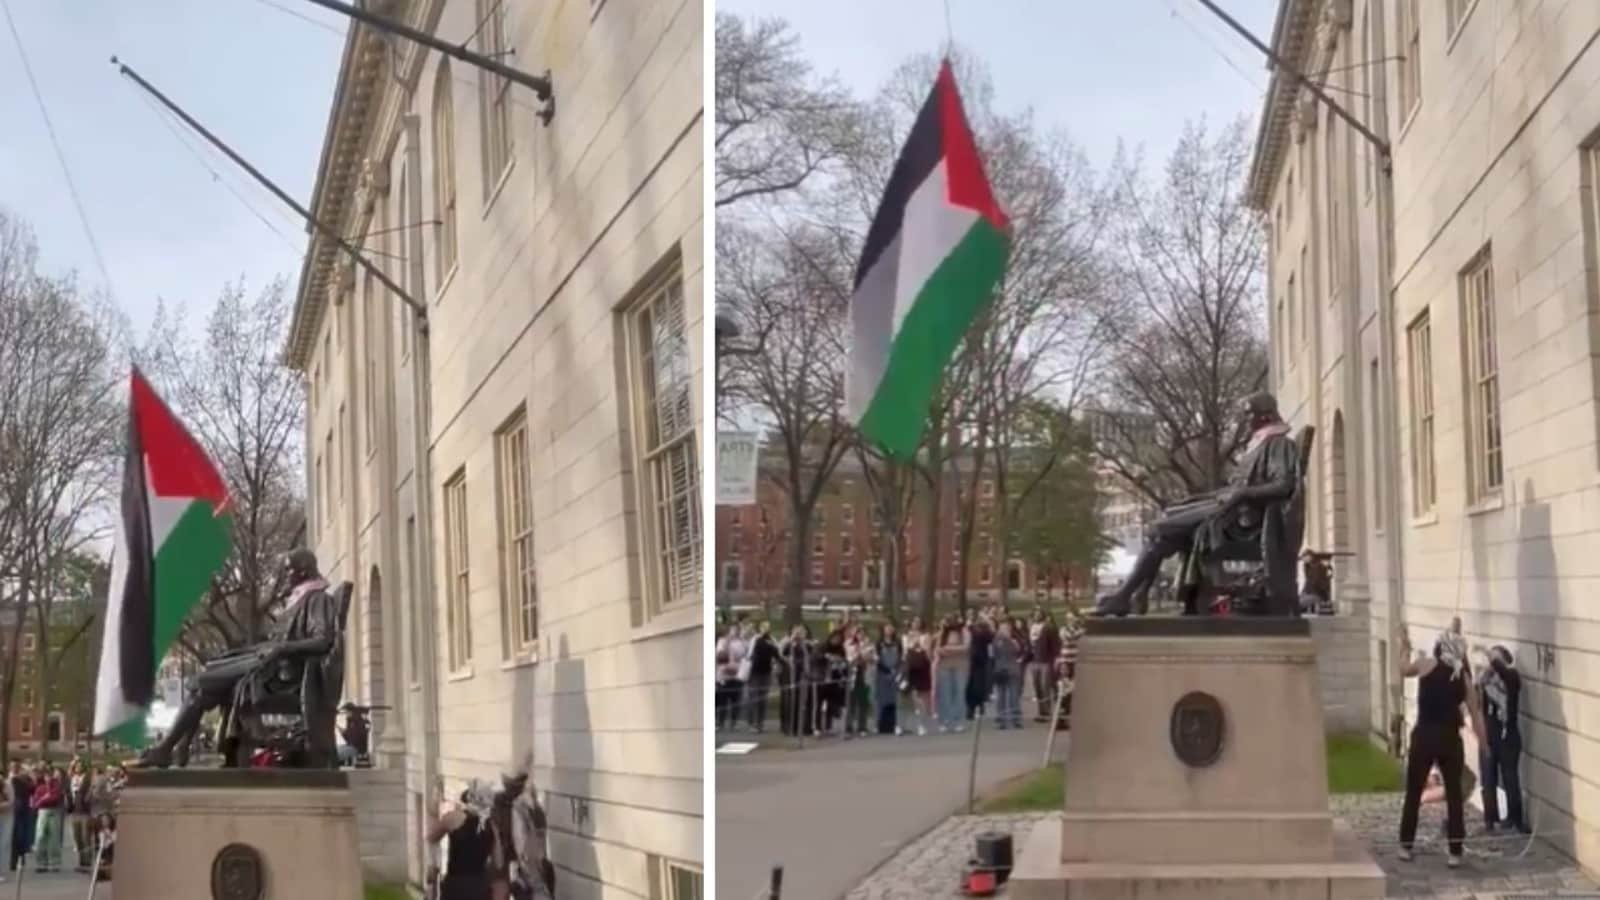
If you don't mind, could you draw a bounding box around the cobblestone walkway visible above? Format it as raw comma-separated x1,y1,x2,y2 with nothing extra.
846,794,1599,900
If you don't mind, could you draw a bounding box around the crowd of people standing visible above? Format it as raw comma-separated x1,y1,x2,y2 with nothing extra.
3,757,122,881
714,606,1084,739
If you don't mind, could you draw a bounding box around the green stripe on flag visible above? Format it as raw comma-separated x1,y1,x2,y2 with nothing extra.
859,221,1009,458
151,503,233,677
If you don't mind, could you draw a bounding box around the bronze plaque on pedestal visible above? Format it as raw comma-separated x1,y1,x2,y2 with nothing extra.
1169,691,1225,767
211,843,265,900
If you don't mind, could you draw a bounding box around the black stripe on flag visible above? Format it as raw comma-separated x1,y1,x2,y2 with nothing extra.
118,393,156,708
852,73,946,291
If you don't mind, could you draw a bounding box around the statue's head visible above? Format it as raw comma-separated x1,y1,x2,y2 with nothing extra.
1240,391,1281,431
280,549,320,594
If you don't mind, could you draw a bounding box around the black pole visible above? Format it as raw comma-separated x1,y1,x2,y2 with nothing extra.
111,57,427,319
300,0,554,125
769,865,783,899
1190,0,1390,160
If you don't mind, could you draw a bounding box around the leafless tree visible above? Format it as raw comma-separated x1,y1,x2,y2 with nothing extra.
715,13,861,209
139,278,306,657
1093,118,1269,507
719,221,855,627
0,211,121,761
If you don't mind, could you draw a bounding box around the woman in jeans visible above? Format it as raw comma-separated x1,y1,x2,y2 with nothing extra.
873,623,902,735
991,621,1024,729
30,768,64,874
1398,631,1486,867
933,619,969,733
843,626,875,738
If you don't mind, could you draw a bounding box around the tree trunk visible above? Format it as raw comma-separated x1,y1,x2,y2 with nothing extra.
919,438,944,625
784,515,812,628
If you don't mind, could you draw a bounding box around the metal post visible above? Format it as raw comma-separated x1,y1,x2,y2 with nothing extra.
298,0,553,111
1189,0,1390,161
966,709,985,814
768,865,784,899
110,58,427,320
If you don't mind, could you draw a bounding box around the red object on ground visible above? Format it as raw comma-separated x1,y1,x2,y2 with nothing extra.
964,867,997,896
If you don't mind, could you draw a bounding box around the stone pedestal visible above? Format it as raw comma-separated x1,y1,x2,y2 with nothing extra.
1009,617,1386,900
117,768,364,899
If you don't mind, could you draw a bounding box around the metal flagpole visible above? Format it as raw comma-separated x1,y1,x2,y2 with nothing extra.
297,0,555,124
110,58,428,321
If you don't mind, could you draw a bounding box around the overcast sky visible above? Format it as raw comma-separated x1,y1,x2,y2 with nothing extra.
0,0,347,335
719,0,1277,171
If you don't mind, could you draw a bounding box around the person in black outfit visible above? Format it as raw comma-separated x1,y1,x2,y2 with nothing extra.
820,630,850,735
1478,644,1529,833
1398,631,1486,866
8,762,33,872
746,622,780,733
778,625,813,737
965,617,994,720
428,783,501,900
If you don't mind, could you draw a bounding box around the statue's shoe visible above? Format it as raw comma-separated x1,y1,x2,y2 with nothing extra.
1089,595,1131,618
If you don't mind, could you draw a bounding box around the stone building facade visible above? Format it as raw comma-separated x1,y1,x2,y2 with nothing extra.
1252,0,1600,874
283,1,704,896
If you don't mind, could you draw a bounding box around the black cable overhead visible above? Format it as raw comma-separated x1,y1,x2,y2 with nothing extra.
0,0,116,292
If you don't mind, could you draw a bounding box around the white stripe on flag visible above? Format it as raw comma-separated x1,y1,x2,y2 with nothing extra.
93,515,137,736
892,161,979,332
848,232,900,422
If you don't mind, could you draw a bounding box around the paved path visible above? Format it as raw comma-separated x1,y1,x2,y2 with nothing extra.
848,795,1600,900
0,870,107,899
716,722,1062,900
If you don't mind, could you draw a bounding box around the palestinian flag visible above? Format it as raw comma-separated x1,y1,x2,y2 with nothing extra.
847,59,1010,458
93,367,232,745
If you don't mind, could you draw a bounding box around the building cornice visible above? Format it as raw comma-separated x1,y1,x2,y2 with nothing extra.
1244,0,1325,211
282,0,416,371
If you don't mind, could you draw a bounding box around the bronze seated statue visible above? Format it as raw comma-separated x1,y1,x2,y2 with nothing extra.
138,549,351,769
1093,392,1315,619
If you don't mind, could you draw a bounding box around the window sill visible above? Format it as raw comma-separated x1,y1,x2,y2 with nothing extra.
632,601,700,642
445,667,475,683
1410,510,1439,528
1465,492,1505,517
481,158,516,218
500,651,540,671
434,265,459,305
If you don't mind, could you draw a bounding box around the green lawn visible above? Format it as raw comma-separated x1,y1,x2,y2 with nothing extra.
1325,732,1404,793
975,733,1402,813
364,885,411,900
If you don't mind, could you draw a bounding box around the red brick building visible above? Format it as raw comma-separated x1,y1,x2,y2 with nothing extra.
714,453,1094,606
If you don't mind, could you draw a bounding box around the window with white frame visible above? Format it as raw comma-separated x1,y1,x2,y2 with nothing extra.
721,562,742,592
1406,310,1437,514
841,502,854,525
496,408,538,660
443,471,472,672
1460,251,1502,502
476,0,513,197
812,532,825,556
840,533,853,556
1370,358,1383,531
653,859,702,900
1397,0,1421,125
432,62,459,290
407,515,420,689
623,261,701,617
1286,275,1297,362
838,562,852,584
809,561,824,586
